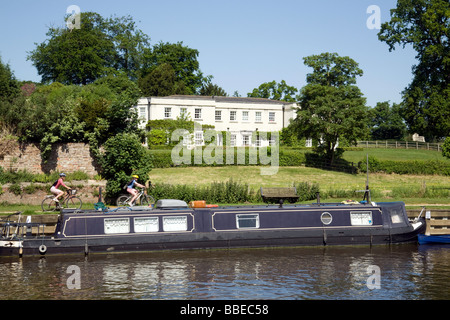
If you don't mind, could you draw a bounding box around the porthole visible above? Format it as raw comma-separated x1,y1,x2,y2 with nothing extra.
321,212,333,225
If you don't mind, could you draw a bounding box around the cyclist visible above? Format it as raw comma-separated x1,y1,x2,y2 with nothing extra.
50,173,71,203
126,175,146,206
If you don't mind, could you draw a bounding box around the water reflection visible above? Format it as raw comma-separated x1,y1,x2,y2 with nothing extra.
0,244,449,300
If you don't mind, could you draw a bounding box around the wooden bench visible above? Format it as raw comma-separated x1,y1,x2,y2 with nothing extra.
260,187,299,204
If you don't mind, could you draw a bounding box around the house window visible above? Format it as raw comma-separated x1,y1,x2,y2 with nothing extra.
230,111,237,121
215,110,222,121
255,136,261,147
180,108,187,118
242,111,249,121
164,107,172,118
139,107,146,119
195,131,204,146
269,112,275,122
195,108,202,120
230,134,237,146
242,135,250,146
255,111,262,122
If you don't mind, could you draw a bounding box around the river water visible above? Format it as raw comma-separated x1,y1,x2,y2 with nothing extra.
0,244,449,301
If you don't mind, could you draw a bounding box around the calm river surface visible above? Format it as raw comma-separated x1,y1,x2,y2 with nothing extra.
0,244,449,300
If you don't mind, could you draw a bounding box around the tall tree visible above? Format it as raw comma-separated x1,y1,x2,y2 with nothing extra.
378,0,450,141
292,53,368,164
199,77,227,96
140,41,208,95
104,15,151,80
247,80,298,102
368,101,406,140
0,56,20,103
28,12,151,85
138,63,187,96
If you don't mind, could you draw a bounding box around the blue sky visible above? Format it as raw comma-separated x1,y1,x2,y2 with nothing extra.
0,0,417,107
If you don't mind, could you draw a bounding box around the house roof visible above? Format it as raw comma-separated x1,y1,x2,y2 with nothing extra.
149,95,296,106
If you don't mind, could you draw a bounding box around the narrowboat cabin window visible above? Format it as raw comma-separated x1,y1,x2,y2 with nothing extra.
163,216,188,232
236,214,260,229
134,217,159,233
390,210,404,224
321,212,333,225
350,211,373,226
104,218,130,234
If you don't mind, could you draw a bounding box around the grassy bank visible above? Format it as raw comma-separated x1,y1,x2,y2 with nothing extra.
1,148,449,213
149,166,450,207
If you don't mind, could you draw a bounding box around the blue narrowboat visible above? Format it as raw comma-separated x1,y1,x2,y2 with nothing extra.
0,199,425,257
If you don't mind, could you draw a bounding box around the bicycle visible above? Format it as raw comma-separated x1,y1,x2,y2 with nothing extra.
41,189,82,212
116,187,155,207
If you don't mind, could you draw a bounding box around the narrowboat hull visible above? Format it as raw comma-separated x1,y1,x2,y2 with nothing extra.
0,201,426,257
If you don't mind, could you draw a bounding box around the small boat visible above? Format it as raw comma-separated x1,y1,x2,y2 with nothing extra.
418,234,450,245
0,198,426,257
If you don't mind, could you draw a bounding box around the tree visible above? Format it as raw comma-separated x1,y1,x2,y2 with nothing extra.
199,77,227,96
292,53,368,164
28,12,115,85
140,41,208,95
368,101,406,140
104,15,151,80
378,0,450,141
442,137,450,159
28,12,151,85
138,63,187,96
248,80,298,102
0,56,20,103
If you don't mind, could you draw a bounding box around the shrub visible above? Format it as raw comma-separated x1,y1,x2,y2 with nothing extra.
294,181,320,201
8,183,22,196
101,133,153,199
150,179,254,204
358,156,450,176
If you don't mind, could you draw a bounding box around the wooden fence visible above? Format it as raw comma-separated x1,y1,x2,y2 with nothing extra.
357,140,442,151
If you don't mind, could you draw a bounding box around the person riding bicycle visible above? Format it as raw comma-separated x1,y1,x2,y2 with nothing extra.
50,173,71,203
126,175,146,206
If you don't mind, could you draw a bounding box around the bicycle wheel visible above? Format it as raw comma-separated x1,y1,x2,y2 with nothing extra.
116,195,130,206
41,197,59,212
65,196,82,210
140,195,155,207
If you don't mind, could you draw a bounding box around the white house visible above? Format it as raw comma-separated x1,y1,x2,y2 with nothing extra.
135,95,298,147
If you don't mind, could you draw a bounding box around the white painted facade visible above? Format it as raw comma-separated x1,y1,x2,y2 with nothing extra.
136,95,297,147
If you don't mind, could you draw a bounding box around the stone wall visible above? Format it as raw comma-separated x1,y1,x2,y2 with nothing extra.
0,142,100,176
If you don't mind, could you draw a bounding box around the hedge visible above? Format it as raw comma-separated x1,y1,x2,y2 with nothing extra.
149,147,309,168
358,156,450,176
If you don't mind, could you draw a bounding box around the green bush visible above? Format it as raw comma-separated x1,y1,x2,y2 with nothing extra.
0,167,35,184
150,179,255,204
8,183,22,196
359,156,450,175
101,133,153,199
294,181,320,201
